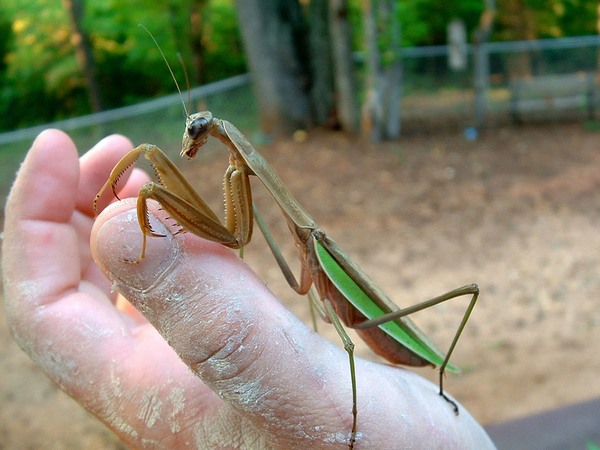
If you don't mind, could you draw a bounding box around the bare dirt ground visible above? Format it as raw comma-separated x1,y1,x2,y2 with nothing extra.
2,122,600,448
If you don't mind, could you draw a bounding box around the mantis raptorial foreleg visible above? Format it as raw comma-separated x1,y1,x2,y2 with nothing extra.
95,111,480,449
94,143,250,262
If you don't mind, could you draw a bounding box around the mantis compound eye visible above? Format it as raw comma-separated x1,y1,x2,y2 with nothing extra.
188,117,211,140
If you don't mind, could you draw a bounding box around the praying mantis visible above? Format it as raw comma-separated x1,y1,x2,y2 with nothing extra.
94,111,479,448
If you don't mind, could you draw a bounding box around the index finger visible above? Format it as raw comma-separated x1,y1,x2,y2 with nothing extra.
76,134,137,217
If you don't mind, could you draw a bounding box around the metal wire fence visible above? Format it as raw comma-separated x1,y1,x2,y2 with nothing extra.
400,34,600,130
0,74,257,213
2,35,599,210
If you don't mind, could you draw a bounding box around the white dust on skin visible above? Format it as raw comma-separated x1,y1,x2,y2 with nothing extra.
97,363,139,441
7,281,133,441
166,386,186,433
228,315,359,447
7,261,483,448
6,279,44,353
137,385,163,428
136,383,186,433
6,278,85,392
8,276,189,445
94,363,188,445
125,255,353,447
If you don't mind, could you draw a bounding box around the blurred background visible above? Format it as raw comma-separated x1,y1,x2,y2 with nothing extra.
1,0,600,448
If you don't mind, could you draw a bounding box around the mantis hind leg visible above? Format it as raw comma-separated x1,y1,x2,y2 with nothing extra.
353,284,480,414
323,299,358,450
436,285,479,413
254,203,357,447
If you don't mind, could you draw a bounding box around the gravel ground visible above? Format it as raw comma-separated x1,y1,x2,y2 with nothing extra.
1,122,599,447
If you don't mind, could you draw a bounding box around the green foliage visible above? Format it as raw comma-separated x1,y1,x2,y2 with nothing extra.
405,0,484,45
558,1,599,36
494,0,598,41
347,0,483,48
0,0,598,131
200,0,247,80
0,0,245,130
1,1,74,127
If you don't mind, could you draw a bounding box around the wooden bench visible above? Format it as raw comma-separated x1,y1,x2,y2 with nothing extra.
510,72,599,123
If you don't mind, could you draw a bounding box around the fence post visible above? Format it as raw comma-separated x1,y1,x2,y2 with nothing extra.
473,42,490,127
472,1,495,129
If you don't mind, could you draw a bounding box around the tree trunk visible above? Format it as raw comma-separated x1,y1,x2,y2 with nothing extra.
473,0,496,127
308,0,335,127
362,0,383,141
166,0,207,86
235,0,312,135
361,0,402,141
189,0,207,85
329,0,359,132
62,0,103,112
380,0,401,139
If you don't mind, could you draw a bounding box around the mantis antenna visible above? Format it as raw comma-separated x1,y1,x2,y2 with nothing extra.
138,23,190,118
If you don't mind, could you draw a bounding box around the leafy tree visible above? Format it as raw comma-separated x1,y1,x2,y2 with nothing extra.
1,1,80,128
493,0,598,41
1,0,599,132
557,1,598,37
404,0,484,45
0,0,245,130
63,0,103,112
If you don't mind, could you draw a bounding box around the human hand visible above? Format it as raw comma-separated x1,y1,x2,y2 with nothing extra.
2,130,495,448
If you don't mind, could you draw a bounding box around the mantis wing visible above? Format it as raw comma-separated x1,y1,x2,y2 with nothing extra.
314,237,460,373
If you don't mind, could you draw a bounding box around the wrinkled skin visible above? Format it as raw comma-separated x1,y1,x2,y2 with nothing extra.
2,130,496,449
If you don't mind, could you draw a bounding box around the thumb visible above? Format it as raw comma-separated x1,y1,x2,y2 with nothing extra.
90,200,356,447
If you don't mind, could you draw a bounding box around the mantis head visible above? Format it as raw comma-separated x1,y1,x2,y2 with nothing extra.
181,111,214,159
